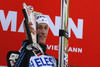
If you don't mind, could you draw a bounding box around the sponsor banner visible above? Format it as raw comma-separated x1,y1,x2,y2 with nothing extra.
0,0,100,67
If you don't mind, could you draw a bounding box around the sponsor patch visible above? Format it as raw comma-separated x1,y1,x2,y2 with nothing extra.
29,55,57,67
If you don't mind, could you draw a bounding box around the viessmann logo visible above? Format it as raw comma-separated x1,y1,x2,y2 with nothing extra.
0,10,84,53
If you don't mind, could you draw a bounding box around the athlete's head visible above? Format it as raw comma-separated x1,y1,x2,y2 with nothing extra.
36,15,49,44
65,0,67,4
